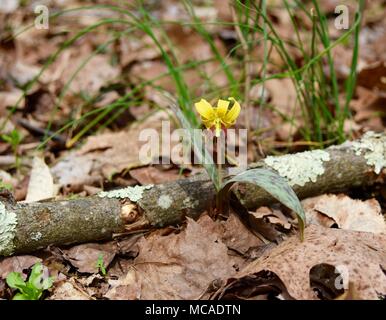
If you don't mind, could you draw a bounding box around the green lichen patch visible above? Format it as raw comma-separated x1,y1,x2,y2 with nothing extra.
158,195,173,209
264,150,331,187
352,131,386,174
183,197,199,208
0,202,18,256
31,232,42,241
98,185,153,202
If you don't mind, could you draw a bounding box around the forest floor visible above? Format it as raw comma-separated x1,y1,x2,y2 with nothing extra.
0,0,385,300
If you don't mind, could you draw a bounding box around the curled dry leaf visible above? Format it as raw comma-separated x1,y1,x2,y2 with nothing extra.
265,78,298,116
248,206,292,242
49,280,92,300
50,154,95,187
129,26,228,95
215,225,386,300
129,166,183,185
9,62,42,87
349,86,385,132
60,54,120,95
104,269,141,300
302,194,386,234
360,20,386,63
220,212,264,257
52,111,174,187
130,216,239,300
0,255,41,279
119,34,160,67
64,242,117,274
263,78,302,140
25,156,59,203
357,61,386,91
0,89,24,116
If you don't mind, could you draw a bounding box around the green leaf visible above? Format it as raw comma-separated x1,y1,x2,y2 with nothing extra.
1,134,12,144
28,263,44,289
28,262,53,292
219,168,306,240
13,293,29,300
41,277,54,291
7,262,53,300
96,254,107,276
6,272,27,290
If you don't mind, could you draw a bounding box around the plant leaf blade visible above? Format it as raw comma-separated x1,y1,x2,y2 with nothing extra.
220,168,306,240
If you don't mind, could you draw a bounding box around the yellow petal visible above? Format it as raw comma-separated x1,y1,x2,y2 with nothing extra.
202,118,215,129
216,99,230,118
194,99,215,120
223,97,240,126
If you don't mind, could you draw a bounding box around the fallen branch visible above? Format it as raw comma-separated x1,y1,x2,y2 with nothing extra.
1,132,385,256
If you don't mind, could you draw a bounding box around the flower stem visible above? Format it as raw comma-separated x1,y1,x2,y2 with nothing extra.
216,135,223,213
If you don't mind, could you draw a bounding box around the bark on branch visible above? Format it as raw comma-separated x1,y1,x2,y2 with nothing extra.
1,133,385,256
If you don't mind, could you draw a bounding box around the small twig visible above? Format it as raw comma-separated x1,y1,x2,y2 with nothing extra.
0,155,30,168
17,118,67,145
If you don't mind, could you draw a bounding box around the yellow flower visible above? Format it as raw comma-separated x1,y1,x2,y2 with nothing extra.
194,97,241,137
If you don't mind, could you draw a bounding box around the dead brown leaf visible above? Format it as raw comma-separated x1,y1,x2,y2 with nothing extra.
215,225,386,300
248,206,292,242
59,53,120,95
303,194,386,234
129,26,228,95
129,166,182,185
350,86,385,131
213,0,232,21
331,46,353,80
52,111,173,187
262,78,302,140
360,20,386,63
0,89,24,116
357,61,386,91
221,212,264,256
9,62,42,87
64,242,117,274
265,78,298,115
0,255,41,279
130,61,175,92
49,279,92,300
25,156,59,202
119,34,160,67
104,269,141,300
131,216,239,299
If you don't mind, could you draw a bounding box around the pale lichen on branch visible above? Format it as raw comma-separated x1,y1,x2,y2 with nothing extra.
0,202,18,255
352,131,386,174
98,185,153,202
264,150,331,187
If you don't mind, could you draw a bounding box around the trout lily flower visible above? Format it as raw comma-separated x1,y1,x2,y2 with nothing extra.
194,97,241,137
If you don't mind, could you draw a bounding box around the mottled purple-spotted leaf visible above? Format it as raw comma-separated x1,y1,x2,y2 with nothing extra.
220,168,306,240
